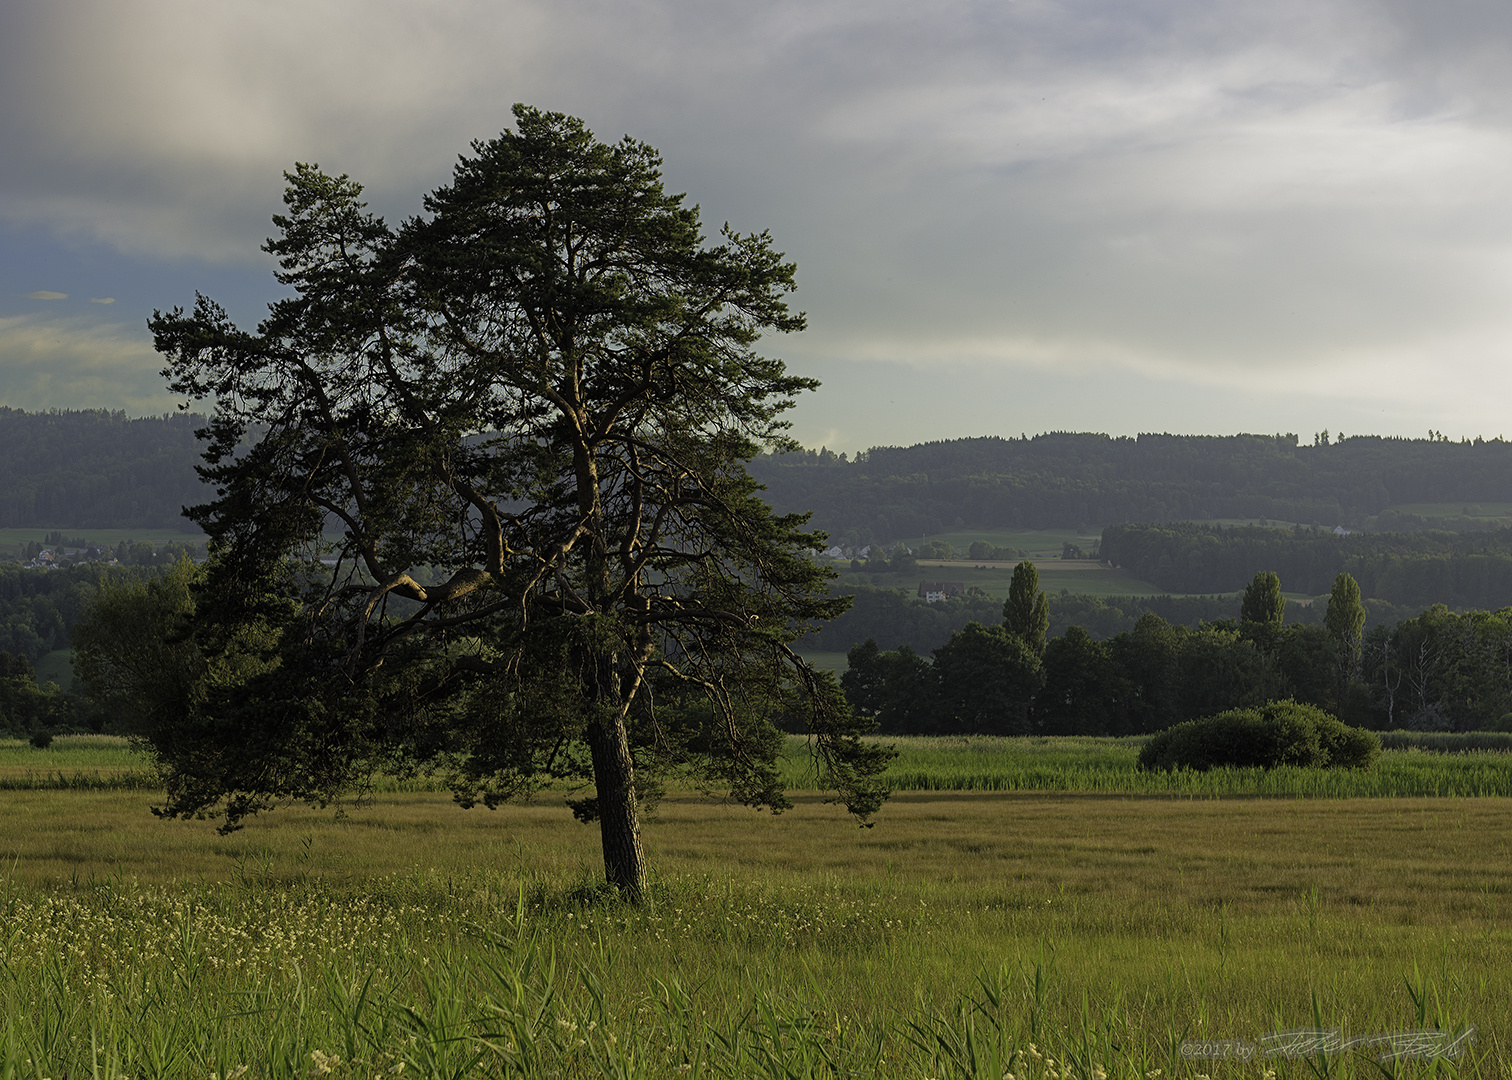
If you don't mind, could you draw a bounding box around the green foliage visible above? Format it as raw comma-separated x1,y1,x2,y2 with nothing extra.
28,729,52,748
1002,561,1049,654
1102,520,1512,610
0,563,105,661
0,649,72,736
840,639,935,733
967,540,1026,561
146,106,889,895
0,407,207,529
1239,570,1285,624
753,430,1512,538
1325,572,1366,644
1138,700,1380,772
932,623,1042,735
72,557,278,745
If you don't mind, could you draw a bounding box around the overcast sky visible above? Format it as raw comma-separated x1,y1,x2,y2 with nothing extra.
4,0,1512,452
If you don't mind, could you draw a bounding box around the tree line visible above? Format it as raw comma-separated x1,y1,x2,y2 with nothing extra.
802,583,1420,657
841,566,1512,736
750,432,1512,541
1101,522,1512,609
9,413,1512,542
0,408,211,529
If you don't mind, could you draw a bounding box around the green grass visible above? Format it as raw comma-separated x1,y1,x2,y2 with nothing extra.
1389,502,1512,522
12,733,1512,800
830,563,1174,600
895,528,1103,559
0,785,1506,1077
0,527,204,547
0,526,205,563
31,648,74,690
793,650,849,675
808,734,1512,797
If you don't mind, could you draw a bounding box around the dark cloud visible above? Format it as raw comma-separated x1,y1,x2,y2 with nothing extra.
2,0,1511,447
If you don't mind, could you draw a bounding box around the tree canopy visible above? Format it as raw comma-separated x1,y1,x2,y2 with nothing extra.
1240,571,1285,625
1002,561,1049,654
145,105,889,898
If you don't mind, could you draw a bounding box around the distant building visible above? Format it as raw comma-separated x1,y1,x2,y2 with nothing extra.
1332,525,1353,536
918,581,966,603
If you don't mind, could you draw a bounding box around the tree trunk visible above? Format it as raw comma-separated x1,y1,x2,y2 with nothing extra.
586,713,648,900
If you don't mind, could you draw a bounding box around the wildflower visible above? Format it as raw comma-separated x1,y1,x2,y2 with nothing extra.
310,1049,341,1075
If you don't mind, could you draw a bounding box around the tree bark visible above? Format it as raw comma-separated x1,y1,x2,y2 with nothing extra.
586,713,648,900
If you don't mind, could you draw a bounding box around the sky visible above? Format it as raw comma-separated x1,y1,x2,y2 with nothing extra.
4,0,1512,453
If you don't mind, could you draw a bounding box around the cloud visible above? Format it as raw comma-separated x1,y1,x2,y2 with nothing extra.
4,0,1512,439
0,312,174,413
25,290,66,300
89,297,114,304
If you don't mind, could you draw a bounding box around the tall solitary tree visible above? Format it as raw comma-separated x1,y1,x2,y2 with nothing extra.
1240,571,1286,626
146,106,890,899
1324,571,1367,681
1003,561,1050,655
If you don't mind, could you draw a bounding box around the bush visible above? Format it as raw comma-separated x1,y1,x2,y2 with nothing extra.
1138,700,1380,772
29,730,53,749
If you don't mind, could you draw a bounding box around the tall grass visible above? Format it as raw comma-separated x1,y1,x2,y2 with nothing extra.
1,863,1500,1078
14,735,1512,798
776,735,1512,797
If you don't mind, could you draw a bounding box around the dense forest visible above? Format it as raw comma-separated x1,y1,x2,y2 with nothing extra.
751,432,1512,541
802,583,1420,656
841,572,1512,736
0,408,208,529
4,410,1510,540
1101,523,1512,609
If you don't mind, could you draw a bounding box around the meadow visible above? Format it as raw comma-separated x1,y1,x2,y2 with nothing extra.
825,528,1251,600
1,736,1505,1078
828,561,1183,601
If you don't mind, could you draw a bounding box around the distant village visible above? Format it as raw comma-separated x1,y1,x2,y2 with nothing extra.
17,534,206,571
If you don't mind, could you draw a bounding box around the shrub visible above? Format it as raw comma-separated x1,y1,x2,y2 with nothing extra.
29,730,53,749
1138,699,1380,772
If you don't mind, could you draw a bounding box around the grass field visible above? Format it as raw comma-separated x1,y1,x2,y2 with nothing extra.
895,529,1105,560
2,736,1506,1077
31,648,75,690
829,562,1180,600
0,526,205,562
1389,502,1512,524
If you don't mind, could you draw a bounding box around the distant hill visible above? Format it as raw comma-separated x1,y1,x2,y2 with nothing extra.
6,414,1512,540
749,432,1512,545
0,408,207,530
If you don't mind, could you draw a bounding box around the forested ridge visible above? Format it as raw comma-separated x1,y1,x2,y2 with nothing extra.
1101,522,1512,610
751,431,1512,541
5,413,1512,539
0,408,208,529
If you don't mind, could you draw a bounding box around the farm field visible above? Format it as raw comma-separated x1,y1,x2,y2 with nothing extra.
894,528,1104,560
11,733,1512,798
0,526,204,561
1388,502,1512,524
829,562,1185,600
0,735,1507,1076
826,529,1258,600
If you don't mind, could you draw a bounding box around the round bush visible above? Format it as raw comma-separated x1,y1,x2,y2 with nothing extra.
29,730,53,749
1138,700,1380,772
